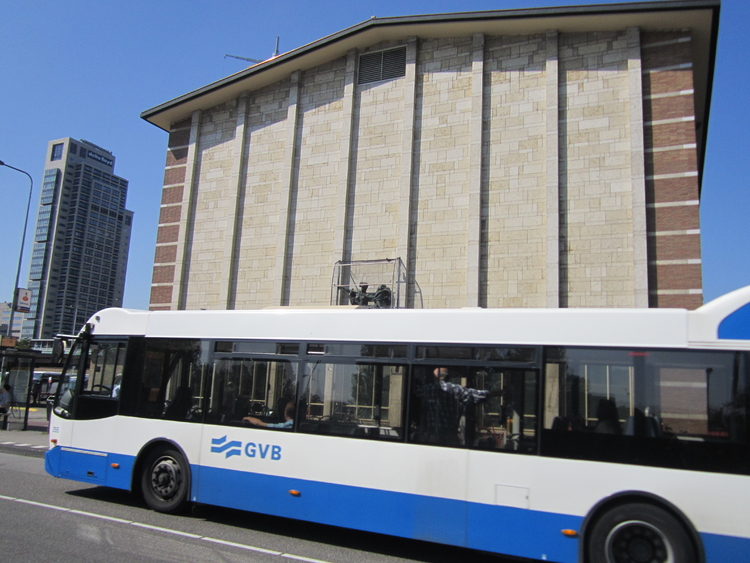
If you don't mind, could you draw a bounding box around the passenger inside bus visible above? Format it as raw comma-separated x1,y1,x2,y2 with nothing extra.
243,400,294,429
594,398,622,434
412,367,496,446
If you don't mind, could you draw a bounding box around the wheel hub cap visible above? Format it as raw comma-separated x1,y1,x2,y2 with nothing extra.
150,457,181,500
606,520,673,563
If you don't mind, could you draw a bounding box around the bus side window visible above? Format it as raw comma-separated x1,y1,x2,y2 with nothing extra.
298,361,404,440
408,365,538,452
134,339,205,422
206,358,297,429
541,347,748,472
410,365,476,447
542,347,633,436
472,368,538,453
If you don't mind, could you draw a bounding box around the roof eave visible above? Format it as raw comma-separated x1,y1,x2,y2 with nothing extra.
140,0,721,189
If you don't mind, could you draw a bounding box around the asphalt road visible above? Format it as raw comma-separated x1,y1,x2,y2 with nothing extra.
0,452,520,563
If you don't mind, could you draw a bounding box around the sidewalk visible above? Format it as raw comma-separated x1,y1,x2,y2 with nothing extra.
0,406,51,457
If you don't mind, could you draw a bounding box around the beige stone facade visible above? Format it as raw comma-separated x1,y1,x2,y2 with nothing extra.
144,3,718,312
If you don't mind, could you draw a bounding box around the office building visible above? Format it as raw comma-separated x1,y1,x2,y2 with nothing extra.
0,302,25,339
22,138,133,339
141,1,718,312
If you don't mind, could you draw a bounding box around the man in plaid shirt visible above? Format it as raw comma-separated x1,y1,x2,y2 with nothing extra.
414,367,491,446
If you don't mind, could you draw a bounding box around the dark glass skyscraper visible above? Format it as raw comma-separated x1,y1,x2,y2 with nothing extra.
22,138,133,339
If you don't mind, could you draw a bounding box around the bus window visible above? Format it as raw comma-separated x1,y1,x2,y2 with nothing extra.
655,350,746,441
81,341,127,397
409,365,538,452
206,358,297,428
60,339,129,420
134,339,207,422
298,361,405,440
542,347,749,472
53,339,84,419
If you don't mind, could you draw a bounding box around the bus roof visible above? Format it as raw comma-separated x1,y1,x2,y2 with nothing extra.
81,285,750,350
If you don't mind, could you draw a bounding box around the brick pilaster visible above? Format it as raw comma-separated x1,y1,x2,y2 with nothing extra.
641,31,703,309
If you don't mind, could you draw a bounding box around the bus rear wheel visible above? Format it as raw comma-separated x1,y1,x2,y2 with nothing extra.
141,447,190,514
587,503,695,563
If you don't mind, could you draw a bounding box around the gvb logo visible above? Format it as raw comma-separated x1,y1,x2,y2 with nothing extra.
211,436,242,458
210,436,283,461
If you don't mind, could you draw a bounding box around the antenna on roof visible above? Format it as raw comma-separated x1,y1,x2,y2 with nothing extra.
224,54,263,64
224,36,280,66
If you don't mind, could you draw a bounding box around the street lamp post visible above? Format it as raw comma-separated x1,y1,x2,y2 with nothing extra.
0,160,34,339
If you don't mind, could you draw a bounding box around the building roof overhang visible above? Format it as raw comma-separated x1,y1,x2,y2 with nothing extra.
141,0,720,177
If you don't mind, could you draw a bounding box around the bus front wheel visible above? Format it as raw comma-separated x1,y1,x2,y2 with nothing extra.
587,502,695,563
141,447,190,514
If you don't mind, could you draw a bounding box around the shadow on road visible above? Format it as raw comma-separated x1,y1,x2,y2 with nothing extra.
65,486,522,563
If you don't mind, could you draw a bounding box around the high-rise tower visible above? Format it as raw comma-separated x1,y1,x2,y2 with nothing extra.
22,138,133,339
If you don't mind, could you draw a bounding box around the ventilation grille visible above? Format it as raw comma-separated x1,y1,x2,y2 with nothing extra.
358,47,406,85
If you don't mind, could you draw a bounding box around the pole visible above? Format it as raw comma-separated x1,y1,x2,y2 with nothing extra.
0,160,34,338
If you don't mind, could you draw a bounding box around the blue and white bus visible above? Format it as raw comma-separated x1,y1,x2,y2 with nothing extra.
45,286,750,563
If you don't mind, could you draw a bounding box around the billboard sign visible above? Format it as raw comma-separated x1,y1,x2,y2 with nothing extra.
15,288,32,313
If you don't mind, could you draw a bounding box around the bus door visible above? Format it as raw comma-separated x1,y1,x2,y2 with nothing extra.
407,344,539,548
49,336,86,446
465,367,541,557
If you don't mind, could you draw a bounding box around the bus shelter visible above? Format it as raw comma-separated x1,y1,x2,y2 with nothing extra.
0,348,41,431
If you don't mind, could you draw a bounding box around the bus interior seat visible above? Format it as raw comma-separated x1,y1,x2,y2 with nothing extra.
551,416,568,432
233,396,250,418
624,408,662,437
164,386,193,420
250,400,266,415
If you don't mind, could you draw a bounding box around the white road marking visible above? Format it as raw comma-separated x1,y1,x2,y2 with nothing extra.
0,441,48,449
0,495,336,563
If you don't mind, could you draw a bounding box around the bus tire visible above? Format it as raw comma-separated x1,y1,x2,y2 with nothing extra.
587,502,695,563
141,447,190,514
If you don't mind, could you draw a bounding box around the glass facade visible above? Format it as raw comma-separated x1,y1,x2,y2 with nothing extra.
50,143,63,161
0,302,26,338
22,139,132,339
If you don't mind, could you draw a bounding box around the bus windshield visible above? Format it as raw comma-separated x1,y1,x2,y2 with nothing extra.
54,338,83,419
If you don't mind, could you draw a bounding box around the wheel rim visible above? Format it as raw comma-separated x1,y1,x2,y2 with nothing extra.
605,520,674,563
149,456,182,500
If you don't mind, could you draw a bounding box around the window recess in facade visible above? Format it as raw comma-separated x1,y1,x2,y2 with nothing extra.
358,47,406,84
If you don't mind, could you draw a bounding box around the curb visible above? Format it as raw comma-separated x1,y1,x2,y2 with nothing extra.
0,441,48,459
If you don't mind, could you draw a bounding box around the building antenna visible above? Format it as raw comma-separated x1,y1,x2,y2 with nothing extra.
224,36,280,65
224,54,263,64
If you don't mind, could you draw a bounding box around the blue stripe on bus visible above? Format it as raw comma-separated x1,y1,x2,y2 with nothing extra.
702,532,750,562
718,302,750,339
45,447,134,491
196,465,582,562
45,449,750,562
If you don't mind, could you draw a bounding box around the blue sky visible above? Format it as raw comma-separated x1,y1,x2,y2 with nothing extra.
1,0,747,310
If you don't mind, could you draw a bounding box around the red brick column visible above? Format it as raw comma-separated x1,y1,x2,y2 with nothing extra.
149,118,191,310
641,32,702,310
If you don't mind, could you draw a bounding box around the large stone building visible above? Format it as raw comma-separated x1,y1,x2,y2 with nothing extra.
141,0,719,312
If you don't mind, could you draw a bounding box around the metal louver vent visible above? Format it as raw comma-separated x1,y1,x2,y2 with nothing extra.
358,47,406,85
358,52,383,84
382,47,406,80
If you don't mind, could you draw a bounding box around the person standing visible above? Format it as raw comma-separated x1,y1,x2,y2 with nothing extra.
413,367,492,446
0,383,11,414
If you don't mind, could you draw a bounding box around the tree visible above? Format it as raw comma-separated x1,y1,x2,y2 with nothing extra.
15,338,32,350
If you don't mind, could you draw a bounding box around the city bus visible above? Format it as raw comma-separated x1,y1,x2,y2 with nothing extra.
44,286,750,563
